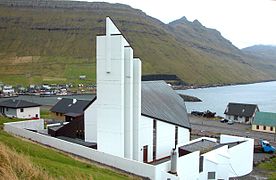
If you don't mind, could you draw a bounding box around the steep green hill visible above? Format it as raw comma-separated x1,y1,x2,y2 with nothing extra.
0,0,275,86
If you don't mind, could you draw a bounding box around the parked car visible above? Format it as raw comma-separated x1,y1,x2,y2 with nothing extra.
220,118,229,123
254,140,275,153
227,120,234,125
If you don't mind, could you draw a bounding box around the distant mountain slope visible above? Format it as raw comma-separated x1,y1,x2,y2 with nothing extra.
0,0,275,86
242,45,276,61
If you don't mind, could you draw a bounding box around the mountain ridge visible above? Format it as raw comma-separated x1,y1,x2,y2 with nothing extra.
0,0,275,86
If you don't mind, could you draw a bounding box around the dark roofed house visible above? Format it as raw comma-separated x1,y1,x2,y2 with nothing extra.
224,102,259,124
252,112,276,134
0,99,40,119
50,98,94,121
48,98,94,139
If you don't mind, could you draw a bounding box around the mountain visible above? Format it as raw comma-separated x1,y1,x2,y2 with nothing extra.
0,0,275,86
242,45,276,61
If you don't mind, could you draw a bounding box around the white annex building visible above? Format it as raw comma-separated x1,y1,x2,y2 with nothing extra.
4,17,254,180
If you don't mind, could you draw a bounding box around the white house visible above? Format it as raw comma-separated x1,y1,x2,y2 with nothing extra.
0,99,40,119
224,102,259,124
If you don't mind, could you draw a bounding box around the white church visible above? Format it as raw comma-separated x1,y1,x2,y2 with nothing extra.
4,17,255,180
84,17,190,162
83,17,254,179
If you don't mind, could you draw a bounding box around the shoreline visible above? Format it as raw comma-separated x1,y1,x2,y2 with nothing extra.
174,79,276,90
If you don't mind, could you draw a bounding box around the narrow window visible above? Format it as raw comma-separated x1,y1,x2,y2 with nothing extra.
56,112,59,116
6,108,8,112
175,126,178,148
270,126,273,131
20,108,24,112
256,125,259,129
153,120,157,161
199,156,204,172
234,115,238,120
263,126,266,130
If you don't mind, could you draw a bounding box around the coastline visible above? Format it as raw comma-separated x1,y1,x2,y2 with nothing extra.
174,79,276,90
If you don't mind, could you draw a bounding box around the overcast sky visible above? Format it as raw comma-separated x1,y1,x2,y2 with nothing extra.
81,0,276,49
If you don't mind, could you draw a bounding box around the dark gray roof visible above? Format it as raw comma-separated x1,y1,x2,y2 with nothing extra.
50,98,94,114
224,102,259,117
0,99,40,108
141,81,190,129
179,139,218,153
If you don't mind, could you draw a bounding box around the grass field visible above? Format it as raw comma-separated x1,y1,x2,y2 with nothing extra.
0,116,138,179
258,157,276,180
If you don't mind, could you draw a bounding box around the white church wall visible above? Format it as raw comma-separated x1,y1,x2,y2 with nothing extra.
177,126,190,146
132,58,141,161
177,151,200,180
220,135,254,177
124,46,134,159
84,101,97,142
156,120,175,159
138,115,153,162
96,33,126,157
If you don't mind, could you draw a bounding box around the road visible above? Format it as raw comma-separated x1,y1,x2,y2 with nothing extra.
189,115,276,145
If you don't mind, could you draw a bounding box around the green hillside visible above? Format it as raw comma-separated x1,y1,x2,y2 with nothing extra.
0,0,275,86
0,117,138,179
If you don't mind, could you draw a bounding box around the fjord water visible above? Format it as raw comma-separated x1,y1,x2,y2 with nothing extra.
178,81,276,116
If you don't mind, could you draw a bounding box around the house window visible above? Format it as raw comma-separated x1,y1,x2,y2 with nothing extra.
20,108,24,112
208,172,216,180
6,108,8,111
256,125,259,129
263,126,266,130
56,112,59,116
270,127,273,131
234,115,238,120
175,126,178,148
239,116,242,118
35,114,38,118
60,113,63,116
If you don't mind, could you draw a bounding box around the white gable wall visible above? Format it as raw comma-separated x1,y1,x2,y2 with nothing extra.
156,120,175,159
138,115,154,162
17,107,40,119
84,101,97,142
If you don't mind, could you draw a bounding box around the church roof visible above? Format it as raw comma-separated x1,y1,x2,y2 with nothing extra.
141,81,190,129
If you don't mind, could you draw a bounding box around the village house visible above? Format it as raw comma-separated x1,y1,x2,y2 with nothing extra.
252,111,276,133
224,102,259,124
0,99,40,119
50,98,92,121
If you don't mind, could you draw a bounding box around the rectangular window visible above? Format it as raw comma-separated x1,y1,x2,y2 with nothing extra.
234,115,238,120
199,156,204,172
20,108,24,112
6,108,8,111
270,126,273,131
263,126,266,130
56,112,59,116
208,172,216,180
256,125,259,129
175,126,178,148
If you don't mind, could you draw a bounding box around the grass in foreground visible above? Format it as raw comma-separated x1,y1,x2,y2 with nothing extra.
258,157,276,180
0,117,138,179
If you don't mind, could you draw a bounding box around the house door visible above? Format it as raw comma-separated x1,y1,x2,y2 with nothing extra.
143,145,148,163
245,117,249,123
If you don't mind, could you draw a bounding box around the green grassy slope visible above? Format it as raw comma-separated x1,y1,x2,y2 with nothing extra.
0,117,138,179
0,0,275,86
